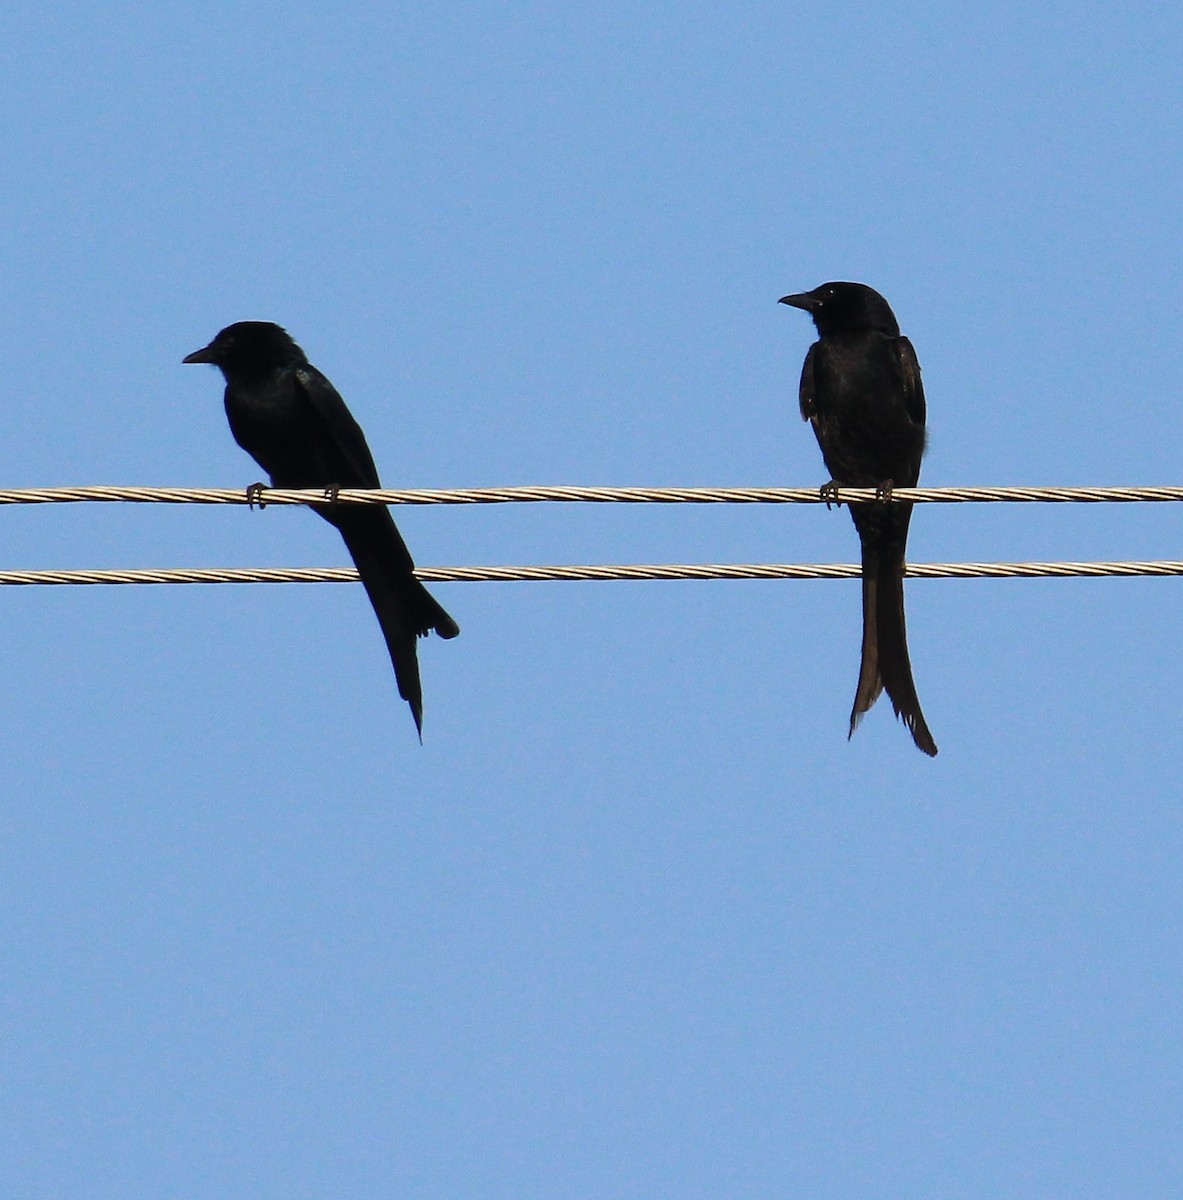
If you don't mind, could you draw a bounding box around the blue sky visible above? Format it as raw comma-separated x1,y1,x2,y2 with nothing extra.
2,3,1182,1197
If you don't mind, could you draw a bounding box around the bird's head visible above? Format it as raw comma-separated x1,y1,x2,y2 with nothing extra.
778,281,900,338
183,321,306,380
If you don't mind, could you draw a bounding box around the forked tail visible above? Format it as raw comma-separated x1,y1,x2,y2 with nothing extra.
850,509,937,757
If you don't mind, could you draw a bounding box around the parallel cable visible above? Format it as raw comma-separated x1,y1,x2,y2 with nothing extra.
4,484,1183,507
2,560,1183,586
6,483,1182,584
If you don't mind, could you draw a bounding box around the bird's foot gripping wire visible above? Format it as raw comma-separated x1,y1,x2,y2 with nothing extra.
819,480,841,510
875,479,895,503
322,484,341,505
246,482,268,510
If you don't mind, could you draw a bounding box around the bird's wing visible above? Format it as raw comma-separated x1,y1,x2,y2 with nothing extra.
292,365,383,487
798,343,818,422
895,337,926,427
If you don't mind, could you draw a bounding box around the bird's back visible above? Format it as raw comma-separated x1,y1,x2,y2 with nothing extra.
224,365,381,491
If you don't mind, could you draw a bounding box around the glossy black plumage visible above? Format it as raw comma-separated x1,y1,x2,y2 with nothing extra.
779,282,937,756
184,321,458,737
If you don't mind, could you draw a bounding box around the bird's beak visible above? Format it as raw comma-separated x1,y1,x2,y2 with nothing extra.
182,344,215,364
778,292,815,312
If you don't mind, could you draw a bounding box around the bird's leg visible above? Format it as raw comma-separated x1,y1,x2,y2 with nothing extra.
246,482,268,510
819,480,841,510
323,483,341,505
875,479,895,504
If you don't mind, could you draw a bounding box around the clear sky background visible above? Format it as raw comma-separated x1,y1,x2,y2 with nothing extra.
2,3,1181,1197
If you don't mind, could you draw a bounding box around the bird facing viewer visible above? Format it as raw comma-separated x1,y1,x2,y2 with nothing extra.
779,282,937,757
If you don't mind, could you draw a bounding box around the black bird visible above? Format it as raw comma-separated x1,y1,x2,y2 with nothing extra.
779,282,937,757
184,321,459,738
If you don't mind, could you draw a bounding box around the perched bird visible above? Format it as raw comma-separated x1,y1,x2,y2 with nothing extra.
779,282,937,756
184,321,459,738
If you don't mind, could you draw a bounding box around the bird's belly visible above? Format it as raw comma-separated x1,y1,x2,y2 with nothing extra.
817,399,924,487
229,397,333,487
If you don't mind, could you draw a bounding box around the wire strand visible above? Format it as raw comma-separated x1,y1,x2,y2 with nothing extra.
3,560,1182,586
4,484,1183,506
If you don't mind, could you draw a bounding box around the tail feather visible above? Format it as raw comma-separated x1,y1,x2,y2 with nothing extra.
851,507,937,757
848,569,885,737
874,547,938,756
408,577,460,640
329,506,459,737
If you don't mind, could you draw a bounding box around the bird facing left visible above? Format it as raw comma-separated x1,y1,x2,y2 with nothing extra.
184,321,459,739
779,283,937,757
